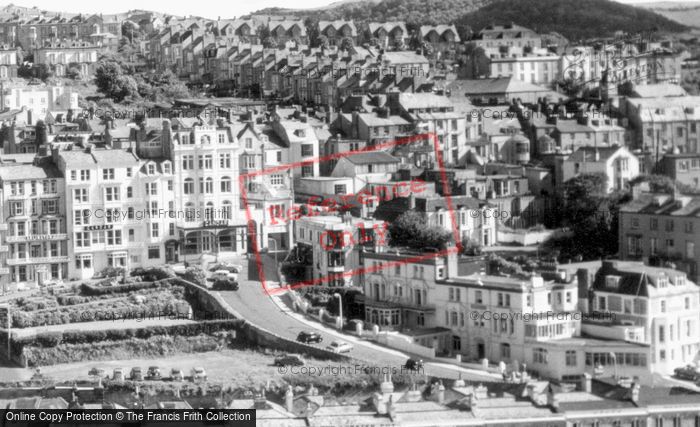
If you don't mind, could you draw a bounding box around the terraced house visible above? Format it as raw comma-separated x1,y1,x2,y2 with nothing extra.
318,20,358,47
367,22,409,50
619,191,700,284
0,153,66,287
34,40,101,77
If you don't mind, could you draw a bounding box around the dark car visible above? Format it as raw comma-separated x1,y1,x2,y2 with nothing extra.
146,366,161,380
212,279,239,291
297,331,322,344
674,364,700,381
404,358,424,371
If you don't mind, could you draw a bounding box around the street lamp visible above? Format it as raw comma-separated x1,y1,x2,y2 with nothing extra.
333,293,343,330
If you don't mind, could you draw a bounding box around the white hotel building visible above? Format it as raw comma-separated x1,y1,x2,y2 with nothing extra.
0,112,307,284
0,154,67,287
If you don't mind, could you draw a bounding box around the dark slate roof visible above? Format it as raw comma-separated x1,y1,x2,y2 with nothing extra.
591,261,687,297
345,151,400,165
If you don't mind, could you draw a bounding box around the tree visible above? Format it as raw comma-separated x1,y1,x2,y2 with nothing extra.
339,37,354,52
629,174,675,194
317,35,330,50
388,211,453,250
35,120,48,146
66,66,82,80
95,61,138,102
556,173,630,259
460,237,482,256
182,266,206,286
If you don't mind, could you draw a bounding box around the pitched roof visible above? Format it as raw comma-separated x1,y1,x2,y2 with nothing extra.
398,93,454,111
566,146,627,163
344,151,399,165
318,20,357,36
0,162,62,181
420,25,460,42
447,77,554,96
368,22,407,36
631,83,688,98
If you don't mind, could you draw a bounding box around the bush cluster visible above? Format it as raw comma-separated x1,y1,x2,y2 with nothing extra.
13,319,243,348
11,287,190,328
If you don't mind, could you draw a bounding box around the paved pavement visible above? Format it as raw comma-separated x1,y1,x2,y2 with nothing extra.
215,253,501,382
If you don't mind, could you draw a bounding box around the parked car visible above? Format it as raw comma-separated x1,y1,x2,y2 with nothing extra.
404,358,424,371
212,279,239,291
112,368,125,381
130,367,143,381
297,331,322,344
274,354,305,367
326,340,353,353
146,366,161,380
88,367,105,378
674,364,700,381
191,367,207,382
211,270,238,282
170,369,184,382
209,263,243,274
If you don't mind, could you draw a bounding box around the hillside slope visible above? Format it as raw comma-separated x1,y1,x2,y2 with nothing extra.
255,0,688,41
461,0,688,40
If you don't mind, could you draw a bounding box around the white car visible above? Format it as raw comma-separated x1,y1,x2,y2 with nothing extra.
211,270,238,282
190,367,207,382
326,340,353,353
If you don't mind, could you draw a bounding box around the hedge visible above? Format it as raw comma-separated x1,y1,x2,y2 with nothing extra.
22,334,226,367
80,280,172,296
12,319,244,348
10,288,190,328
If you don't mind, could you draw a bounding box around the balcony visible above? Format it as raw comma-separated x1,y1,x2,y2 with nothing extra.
327,264,345,273
5,233,68,243
6,256,70,266
358,294,436,312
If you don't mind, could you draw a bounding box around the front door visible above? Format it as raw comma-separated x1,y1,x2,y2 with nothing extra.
165,245,177,263
201,234,212,252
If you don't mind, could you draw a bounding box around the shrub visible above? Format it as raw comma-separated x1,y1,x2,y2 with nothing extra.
181,266,206,286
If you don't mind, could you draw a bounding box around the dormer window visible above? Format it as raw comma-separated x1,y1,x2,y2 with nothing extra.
605,275,620,290
294,129,306,138
674,276,685,287
163,162,171,174
657,277,668,288
200,135,211,144
147,164,155,175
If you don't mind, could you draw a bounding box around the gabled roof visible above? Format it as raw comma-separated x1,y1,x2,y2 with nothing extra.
566,146,627,163
420,25,460,42
318,20,358,37
368,22,407,36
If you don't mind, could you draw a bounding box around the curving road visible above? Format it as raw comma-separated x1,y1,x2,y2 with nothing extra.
215,254,500,382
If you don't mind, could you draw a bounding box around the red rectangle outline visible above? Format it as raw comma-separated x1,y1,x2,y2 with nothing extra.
239,132,461,296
